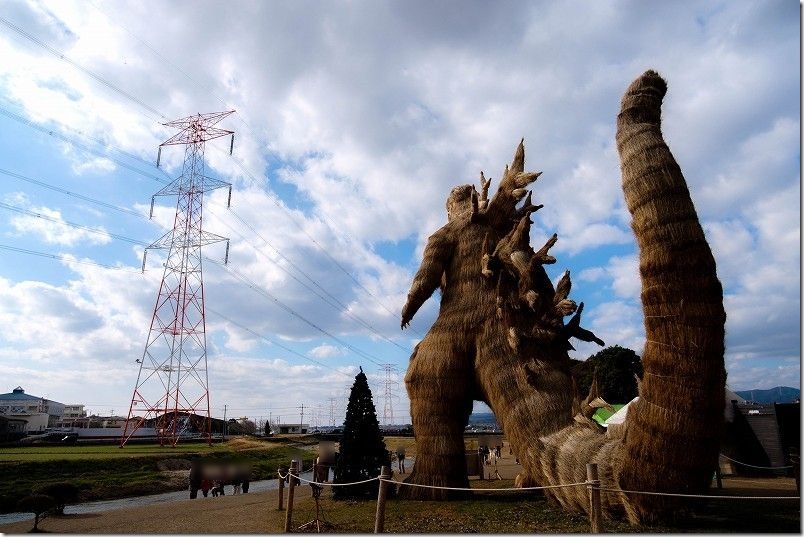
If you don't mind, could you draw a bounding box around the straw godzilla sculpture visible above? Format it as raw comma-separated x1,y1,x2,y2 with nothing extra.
400,70,726,525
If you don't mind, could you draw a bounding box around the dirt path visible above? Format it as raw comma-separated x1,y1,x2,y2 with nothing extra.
1,489,284,534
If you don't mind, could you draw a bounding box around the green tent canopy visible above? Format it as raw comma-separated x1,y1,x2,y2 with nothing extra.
592,404,626,425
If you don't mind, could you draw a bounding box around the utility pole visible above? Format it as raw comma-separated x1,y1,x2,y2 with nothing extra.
299,403,304,431
223,404,228,439
120,111,235,448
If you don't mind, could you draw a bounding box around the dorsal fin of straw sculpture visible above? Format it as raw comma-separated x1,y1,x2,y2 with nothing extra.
400,70,726,525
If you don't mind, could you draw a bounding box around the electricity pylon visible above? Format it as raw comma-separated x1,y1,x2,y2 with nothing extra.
120,111,235,447
379,364,399,427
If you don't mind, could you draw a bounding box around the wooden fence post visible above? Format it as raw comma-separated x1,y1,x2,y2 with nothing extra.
278,465,286,511
284,459,298,532
374,466,391,533
586,463,603,533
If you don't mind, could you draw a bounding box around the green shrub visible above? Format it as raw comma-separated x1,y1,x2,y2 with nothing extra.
17,494,56,532
33,482,79,515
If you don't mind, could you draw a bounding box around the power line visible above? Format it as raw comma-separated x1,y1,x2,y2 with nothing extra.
0,237,366,378
3,96,412,350
0,243,141,273
0,105,169,186
85,0,272,170
0,159,410,358
1,13,417,348
0,200,149,246
0,16,166,121
214,145,415,334
204,257,394,368
204,305,353,380
207,205,411,354
0,166,149,219
0,166,406,365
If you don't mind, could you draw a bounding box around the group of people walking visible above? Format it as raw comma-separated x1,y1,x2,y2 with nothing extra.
480,444,503,465
189,461,251,499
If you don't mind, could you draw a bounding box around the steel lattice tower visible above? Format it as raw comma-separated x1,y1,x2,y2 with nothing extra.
379,364,398,427
120,111,235,447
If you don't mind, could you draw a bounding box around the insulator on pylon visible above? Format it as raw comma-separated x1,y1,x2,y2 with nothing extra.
156,146,162,168
141,250,147,273
149,197,155,219
224,240,230,265
227,185,232,208
229,133,235,155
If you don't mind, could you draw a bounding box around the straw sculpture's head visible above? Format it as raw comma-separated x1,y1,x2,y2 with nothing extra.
446,184,477,221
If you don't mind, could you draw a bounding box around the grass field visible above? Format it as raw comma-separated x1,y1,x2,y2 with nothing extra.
0,436,318,513
0,442,220,461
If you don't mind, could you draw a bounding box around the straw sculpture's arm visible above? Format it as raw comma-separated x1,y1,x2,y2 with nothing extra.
401,228,455,328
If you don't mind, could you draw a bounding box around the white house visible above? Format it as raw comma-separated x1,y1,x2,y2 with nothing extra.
0,386,65,432
277,423,311,434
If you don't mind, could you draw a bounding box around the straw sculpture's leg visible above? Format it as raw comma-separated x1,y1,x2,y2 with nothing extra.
400,328,475,500
473,317,576,489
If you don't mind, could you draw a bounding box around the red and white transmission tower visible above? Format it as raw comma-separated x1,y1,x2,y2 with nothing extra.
120,111,235,447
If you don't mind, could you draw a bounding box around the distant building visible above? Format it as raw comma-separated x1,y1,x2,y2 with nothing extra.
723,401,801,474
0,415,27,441
56,404,88,428
277,423,311,434
0,386,65,432
62,404,87,420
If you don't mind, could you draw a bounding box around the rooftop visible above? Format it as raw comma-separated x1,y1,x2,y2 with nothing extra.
0,387,42,401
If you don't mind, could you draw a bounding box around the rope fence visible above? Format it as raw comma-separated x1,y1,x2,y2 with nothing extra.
719,453,794,470
600,487,800,500
387,479,588,492
275,459,800,534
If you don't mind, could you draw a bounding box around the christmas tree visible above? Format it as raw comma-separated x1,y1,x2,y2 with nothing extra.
333,367,392,499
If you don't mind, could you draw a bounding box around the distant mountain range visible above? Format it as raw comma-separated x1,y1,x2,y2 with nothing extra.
468,412,499,426
734,386,800,404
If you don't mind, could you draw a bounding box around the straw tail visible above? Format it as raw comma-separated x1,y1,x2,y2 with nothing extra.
613,69,727,522
510,70,727,525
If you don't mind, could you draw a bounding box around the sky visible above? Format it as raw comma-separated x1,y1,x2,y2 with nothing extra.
0,0,799,427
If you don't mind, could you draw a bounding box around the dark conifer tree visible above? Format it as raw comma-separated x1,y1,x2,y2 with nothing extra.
333,367,392,499
573,345,644,404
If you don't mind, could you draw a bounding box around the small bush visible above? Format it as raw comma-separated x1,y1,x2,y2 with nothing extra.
33,482,79,515
17,494,56,532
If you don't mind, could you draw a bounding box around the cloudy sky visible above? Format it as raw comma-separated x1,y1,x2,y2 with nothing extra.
0,0,798,427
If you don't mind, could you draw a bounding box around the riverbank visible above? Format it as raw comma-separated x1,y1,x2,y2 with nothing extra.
0,437,317,514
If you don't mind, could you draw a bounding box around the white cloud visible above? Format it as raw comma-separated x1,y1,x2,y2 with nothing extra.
3,192,113,246
309,344,345,359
